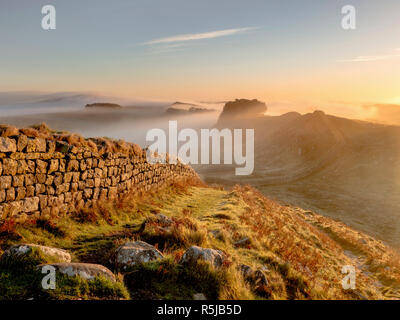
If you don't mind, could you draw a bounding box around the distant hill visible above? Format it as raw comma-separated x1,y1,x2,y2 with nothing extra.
165,101,216,115
85,103,122,109
201,100,400,247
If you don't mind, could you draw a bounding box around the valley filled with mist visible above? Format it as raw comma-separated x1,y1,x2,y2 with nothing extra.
1,92,399,249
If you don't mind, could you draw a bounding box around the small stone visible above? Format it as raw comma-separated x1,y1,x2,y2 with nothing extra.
193,293,207,300
1,244,71,263
234,237,251,247
114,241,163,270
180,246,226,268
37,263,115,282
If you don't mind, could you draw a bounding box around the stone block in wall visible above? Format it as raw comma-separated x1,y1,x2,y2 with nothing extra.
6,188,16,201
25,174,35,186
81,170,88,180
48,159,59,174
53,173,63,186
64,172,73,184
26,185,35,197
17,135,28,152
85,179,95,188
36,183,46,195
47,140,56,153
2,159,17,175
93,188,100,200
36,159,48,173
15,187,26,200
46,185,55,196
57,194,65,205
0,176,12,190
108,187,117,199
51,206,60,216
73,191,83,202
94,178,101,188
85,158,93,169
45,175,54,185
27,160,35,173
23,197,39,213
13,175,24,188
0,137,17,153
71,172,80,182
94,168,102,178
17,160,27,174
0,190,5,202
98,159,105,168
36,173,46,184
70,183,78,192
83,151,91,158
83,188,93,199
99,188,108,200
67,160,79,172
27,138,46,153
59,159,66,172
80,160,87,171
39,195,48,210
78,181,85,191
64,192,72,203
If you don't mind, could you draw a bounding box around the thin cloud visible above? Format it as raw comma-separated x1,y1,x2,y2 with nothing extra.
339,51,400,62
144,27,257,45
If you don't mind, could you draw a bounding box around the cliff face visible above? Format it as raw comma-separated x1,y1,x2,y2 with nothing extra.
0,125,198,222
217,99,267,125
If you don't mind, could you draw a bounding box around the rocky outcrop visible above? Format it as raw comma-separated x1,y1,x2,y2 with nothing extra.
217,99,267,124
38,262,116,282
1,244,71,263
180,246,226,268
114,241,164,270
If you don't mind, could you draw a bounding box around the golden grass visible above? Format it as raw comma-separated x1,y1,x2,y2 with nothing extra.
1,180,399,300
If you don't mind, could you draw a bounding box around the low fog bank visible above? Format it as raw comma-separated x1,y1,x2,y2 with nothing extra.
0,92,172,117
0,107,220,147
268,100,400,126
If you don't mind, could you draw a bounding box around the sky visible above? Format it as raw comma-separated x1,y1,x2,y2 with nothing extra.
1,0,400,112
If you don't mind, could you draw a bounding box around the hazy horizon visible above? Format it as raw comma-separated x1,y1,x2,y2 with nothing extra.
1,0,400,117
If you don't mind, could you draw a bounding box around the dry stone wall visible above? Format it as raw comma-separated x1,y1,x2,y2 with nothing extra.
0,134,198,222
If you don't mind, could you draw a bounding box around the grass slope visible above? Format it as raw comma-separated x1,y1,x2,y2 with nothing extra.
1,181,399,300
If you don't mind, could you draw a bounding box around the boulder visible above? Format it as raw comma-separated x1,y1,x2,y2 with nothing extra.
2,244,71,263
239,264,268,288
154,214,173,227
180,246,226,268
114,241,163,270
234,237,252,247
38,262,115,282
193,293,207,300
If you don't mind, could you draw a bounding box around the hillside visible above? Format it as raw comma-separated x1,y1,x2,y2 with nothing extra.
202,102,400,247
1,180,399,300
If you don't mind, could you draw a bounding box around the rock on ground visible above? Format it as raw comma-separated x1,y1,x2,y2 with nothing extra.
1,244,71,263
153,214,173,227
180,246,226,268
38,262,115,282
114,241,163,270
239,264,268,288
193,293,207,300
